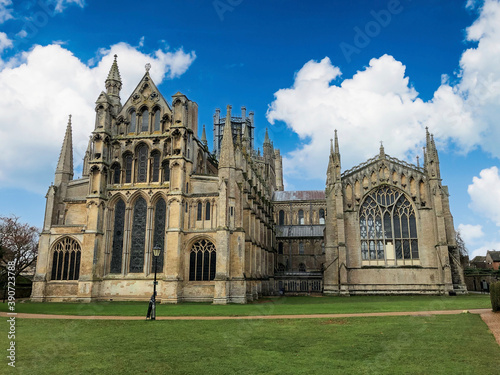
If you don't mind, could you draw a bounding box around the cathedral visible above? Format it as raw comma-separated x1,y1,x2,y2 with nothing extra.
31,58,466,303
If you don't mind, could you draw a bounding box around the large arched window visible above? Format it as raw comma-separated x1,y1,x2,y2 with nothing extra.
141,108,149,132
189,239,216,281
124,153,133,183
130,197,147,273
359,186,418,263
278,210,285,225
51,237,81,281
298,210,304,225
129,110,136,133
319,209,325,225
136,144,148,183
110,199,125,273
152,198,166,273
151,151,160,182
153,109,161,132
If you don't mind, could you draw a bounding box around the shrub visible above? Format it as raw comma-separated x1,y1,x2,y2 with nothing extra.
490,281,500,312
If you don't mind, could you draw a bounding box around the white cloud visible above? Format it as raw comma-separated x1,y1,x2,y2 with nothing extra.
468,166,500,225
54,0,86,13
457,223,484,245
267,0,500,186
470,241,500,260
0,0,13,24
0,31,12,53
0,42,196,193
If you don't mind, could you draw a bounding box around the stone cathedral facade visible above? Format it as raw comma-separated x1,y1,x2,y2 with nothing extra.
31,58,466,303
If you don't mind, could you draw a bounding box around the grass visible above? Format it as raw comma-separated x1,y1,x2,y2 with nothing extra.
0,294,492,317
1,314,499,374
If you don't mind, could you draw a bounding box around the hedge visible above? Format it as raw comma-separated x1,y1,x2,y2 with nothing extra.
491,281,500,312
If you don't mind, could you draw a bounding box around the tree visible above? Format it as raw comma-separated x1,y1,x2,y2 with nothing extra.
455,229,469,267
0,215,39,283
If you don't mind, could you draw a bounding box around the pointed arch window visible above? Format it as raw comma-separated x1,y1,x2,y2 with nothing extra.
359,186,418,263
205,202,211,220
153,109,161,132
299,242,304,255
319,209,325,225
151,151,160,182
152,198,166,273
124,154,133,183
129,110,136,133
278,210,285,226
298,210,304,225
163,161,170,183
112,163,121,184
110,199,125,273
130,197,147,273
50,237,81,281
197,202,203,221
136,144,148,183
141,108,149,132
189,239,216,281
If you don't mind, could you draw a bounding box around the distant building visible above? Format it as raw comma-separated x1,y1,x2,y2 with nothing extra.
470,256,487,269
31,58,466,303
486,250,500,270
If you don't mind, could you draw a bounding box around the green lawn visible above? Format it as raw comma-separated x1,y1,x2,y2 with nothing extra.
1,314,499,374
0,294,492,317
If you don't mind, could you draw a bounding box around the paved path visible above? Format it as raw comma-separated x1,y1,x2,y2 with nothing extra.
2,309,499,345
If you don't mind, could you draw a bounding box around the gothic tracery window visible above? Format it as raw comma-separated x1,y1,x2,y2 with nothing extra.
129,110,136,133
189,239,216,281
110,199,125,273
141,108,149,132
129,197,147,273
136,144,148,183
50,237,81,281
152,198,166,273
359,186,418,263
154,109,161,132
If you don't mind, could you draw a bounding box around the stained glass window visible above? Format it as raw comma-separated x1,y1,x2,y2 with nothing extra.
359,186,418,263
129,197,147,273
50,237,81,280
205,202,211,220
189,239,216,281
152,198,166,273
151,152,160,182
124,154,132,183
130,110,136,133
154,109,161,132
136,144,148,183
141,108,149,132
110,199,125,273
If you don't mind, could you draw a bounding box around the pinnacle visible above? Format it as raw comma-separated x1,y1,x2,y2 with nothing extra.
106,54,121,82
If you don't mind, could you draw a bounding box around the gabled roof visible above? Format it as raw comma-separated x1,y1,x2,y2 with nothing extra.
341,153,423,179
119,71,171,115
487,250,500,262
273,190,325,202
472,256,486,263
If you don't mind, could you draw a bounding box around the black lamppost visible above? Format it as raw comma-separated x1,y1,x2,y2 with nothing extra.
151,245,161,320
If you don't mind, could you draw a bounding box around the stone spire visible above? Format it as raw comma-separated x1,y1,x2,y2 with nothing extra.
201,124,208,147
55,115,74,184
264,128,270,144
327,130,341,186
105,54,122,100
379,141,385,159
424,127,441,179
219,105,235,168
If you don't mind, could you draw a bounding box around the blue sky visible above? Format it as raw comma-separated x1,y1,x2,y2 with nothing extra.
0,0,499,259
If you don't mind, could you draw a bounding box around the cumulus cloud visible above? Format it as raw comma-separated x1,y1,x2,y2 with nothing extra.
470,241,500,260
0,42,196,193
468,166,500,225
267,0,500,187
53,0,86,13
457,223,485,245
0,0,13,24
0,32,12,53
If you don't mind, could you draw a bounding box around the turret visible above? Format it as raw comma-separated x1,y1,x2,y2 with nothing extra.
424,127,441,180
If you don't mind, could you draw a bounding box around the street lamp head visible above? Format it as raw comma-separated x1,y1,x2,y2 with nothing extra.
153,246,161,257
